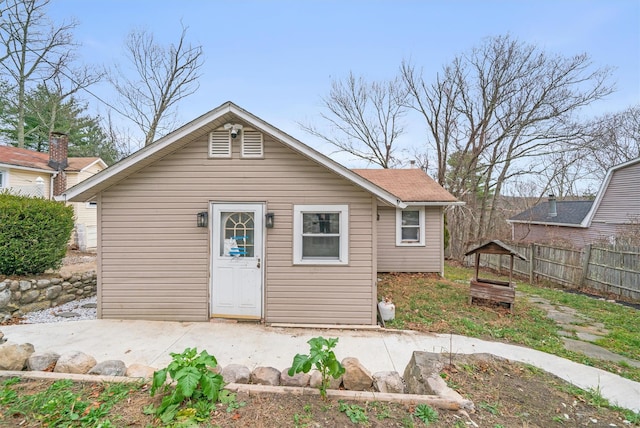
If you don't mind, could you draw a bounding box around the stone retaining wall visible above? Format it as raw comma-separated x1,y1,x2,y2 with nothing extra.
0,271,97,321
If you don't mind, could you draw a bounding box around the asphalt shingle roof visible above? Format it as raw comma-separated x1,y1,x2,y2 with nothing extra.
0,145,100,172
351,168,457,203
509,200,594,225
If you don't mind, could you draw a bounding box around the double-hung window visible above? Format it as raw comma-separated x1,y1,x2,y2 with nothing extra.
396,207,425,246
293,205,348,264
0,170,5,189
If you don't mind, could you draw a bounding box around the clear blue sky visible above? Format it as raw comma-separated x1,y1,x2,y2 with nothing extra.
48,0,640,165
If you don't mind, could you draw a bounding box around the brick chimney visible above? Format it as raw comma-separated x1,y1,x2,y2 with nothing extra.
48,132,69,196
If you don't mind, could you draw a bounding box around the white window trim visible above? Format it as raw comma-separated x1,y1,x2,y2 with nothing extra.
396,207,425,246
0,169,6,189
293,204,349,265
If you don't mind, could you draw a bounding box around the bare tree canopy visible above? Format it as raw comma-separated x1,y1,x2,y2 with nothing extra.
585,105,640,179
0,0,77,147
402,35,613,256
109,24,204,147
300,72,408,168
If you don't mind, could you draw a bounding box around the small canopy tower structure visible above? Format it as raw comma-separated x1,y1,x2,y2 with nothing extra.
465,240,527,312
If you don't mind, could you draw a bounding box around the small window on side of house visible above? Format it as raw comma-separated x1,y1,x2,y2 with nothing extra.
293,205,349,265
86,201,97,209
396,207,425,246
209,130,231,158
242,129,263,158
0,170,5,189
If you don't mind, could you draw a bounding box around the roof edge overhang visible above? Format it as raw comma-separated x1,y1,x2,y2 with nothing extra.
404,201,465,206
0,163,53,174
61,101,406,208
77,158,108,172
507,219,588,228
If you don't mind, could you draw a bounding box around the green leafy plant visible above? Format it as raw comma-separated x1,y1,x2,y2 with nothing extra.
218,389,246,413
288,336,345,399
339,401,369,424
0,192,74,275
149,347,224,424
414,403,438,425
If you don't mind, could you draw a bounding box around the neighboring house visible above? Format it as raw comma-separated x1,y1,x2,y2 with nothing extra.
0,136,107,251
508,157,640,248
62,101,458,325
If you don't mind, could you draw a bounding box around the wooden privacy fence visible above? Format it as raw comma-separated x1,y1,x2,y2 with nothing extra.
470,242,640,301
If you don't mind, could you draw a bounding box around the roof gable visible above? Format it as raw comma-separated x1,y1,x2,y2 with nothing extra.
352,168,457,204
582,157,640,227
61,101,407,207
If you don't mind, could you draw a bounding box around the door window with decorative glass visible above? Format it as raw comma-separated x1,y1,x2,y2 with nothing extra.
220,211,255,257
294,205,348,264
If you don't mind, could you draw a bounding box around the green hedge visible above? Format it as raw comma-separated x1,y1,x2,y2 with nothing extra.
0,192,74,275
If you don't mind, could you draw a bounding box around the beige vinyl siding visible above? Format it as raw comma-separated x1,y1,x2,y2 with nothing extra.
376,206,443,273
99,133,377,324
5,168,51,198
68,167,104,250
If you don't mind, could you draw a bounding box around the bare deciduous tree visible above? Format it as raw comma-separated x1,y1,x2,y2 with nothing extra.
402,35,613,257
109,24,204,146
584,105,640,179
300,72,408,168
0,0,77,147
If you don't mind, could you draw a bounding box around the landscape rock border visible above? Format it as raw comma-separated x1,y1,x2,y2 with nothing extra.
0,341,475,412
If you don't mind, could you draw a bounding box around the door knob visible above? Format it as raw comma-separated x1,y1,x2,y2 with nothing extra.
257,258,261,268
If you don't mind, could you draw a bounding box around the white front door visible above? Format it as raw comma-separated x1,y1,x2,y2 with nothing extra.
211,203,263,318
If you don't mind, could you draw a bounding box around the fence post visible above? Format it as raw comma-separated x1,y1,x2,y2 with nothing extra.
580,244,592,288
529,243,535,284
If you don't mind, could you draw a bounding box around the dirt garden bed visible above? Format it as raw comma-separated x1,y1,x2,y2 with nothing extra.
1,355,634,427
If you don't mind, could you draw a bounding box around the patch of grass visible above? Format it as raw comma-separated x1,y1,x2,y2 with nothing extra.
413,403,438,424
478,401,501,415
293,402,314,427
377,266,640,382
562,384,609,408
1,377,143,427
369,401,391,420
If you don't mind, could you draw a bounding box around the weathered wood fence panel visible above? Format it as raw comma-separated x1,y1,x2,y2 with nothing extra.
466,242,640,301
584,245,640,300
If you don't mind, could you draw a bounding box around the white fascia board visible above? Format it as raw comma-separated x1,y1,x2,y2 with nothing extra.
0,163,53,175
403,201,465,207
78,159,108,172
507,219,587,228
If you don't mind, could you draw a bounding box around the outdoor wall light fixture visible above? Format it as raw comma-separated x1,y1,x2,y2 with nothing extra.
197,211,208,228
265,212,275,229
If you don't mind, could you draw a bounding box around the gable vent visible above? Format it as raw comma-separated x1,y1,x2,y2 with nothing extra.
242,129,264,158
209,130,231,158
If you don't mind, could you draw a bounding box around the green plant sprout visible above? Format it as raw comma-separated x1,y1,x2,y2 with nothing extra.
288,336,346,399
